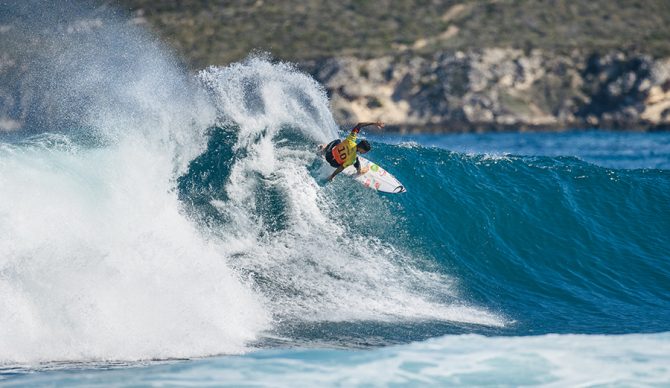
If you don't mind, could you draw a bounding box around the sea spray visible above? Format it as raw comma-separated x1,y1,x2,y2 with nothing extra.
0,1,269,362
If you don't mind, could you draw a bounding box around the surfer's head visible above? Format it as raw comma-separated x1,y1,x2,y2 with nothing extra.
357,140,371,154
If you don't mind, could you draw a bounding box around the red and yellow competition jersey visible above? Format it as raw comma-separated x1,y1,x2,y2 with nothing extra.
331,126,360,168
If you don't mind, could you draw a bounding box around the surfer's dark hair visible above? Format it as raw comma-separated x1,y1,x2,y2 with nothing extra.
358,140,371,152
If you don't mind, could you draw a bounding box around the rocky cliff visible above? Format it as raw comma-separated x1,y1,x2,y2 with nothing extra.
4,0,670,133
303,49,670,132
3,41,670,133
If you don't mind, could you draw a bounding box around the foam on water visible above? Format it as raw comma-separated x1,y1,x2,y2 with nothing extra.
4,333,669,386
0,139,269,362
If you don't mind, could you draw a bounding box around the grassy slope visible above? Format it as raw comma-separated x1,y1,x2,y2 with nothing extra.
117,0,670,68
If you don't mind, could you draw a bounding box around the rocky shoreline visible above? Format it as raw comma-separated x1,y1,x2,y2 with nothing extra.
302,49,670,133
3,47,670,133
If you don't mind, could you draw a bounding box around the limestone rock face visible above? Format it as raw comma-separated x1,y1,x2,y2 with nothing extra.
303,50,670,132
3,47,670,132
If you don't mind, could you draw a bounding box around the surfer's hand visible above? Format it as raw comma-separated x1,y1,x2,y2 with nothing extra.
375,121,384,129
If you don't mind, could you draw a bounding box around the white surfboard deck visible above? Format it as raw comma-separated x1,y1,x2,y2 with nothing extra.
341,156,406,194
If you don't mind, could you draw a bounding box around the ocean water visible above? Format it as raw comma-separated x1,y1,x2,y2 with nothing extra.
1,2,670,386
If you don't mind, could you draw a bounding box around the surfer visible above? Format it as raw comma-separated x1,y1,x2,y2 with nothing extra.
319,121,384,182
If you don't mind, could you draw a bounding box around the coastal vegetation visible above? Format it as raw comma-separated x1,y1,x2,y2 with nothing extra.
118,0,670,67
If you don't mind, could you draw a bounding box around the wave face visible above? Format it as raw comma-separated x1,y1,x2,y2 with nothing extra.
375,142,670,334
183,59,505,335
176,114,670,342
0,6,501,362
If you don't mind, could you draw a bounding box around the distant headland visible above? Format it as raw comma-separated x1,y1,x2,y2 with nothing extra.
2,0,670,132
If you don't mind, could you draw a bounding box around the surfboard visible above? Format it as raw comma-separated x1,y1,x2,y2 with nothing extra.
341,156,406,193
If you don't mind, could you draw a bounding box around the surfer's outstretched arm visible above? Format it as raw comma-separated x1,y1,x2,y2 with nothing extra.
352,121,384,134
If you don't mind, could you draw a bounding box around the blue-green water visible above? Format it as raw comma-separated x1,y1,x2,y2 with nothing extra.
3,129,669,386
179,128,670,340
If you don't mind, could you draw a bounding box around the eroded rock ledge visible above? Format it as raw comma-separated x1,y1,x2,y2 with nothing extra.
302,49,670,132
3,48,670,133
